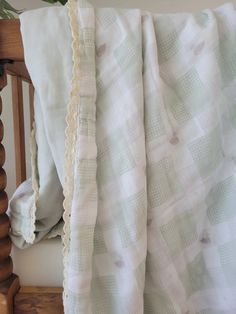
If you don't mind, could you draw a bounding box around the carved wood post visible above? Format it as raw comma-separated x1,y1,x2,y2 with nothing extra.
0,65,20,314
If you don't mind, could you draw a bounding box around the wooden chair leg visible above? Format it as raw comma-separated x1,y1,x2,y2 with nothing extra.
0,69,20,313
0,274,20,314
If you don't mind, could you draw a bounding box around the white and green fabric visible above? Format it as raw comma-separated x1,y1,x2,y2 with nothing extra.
8,5,72,247
9,0,236,312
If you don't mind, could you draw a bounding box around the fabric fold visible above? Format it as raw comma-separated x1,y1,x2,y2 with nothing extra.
63,0,98,311
9,0,236,313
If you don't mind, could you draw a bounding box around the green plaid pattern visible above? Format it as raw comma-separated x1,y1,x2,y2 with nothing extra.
207,176,236,225
160,210,198,256
180,252,214,297
219,239,236,287
148,157,182,208
188,126,224,178
57,1,236,313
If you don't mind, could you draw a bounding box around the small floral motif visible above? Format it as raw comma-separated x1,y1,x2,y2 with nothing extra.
200,230,211,244
115,260,125,268
96,44,107,57
169,132,179,145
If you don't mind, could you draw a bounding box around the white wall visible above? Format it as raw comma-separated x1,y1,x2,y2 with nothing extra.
3,0,236,287
9,0,236,11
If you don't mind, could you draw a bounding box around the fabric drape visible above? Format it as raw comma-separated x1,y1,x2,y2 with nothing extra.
10,0,236,312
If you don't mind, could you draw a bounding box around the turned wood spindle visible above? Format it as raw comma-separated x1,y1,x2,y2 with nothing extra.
0,66,20,314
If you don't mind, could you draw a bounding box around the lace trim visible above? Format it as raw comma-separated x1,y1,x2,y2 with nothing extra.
63,0,80,299
26,121,39,244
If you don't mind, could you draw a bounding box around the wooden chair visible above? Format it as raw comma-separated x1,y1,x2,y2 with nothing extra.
0,19,63,314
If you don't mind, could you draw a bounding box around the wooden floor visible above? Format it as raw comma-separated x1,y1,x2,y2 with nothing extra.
14,287,63,314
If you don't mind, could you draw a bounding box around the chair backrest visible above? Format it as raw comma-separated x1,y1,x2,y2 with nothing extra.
0,19,28,313
6,62,34,187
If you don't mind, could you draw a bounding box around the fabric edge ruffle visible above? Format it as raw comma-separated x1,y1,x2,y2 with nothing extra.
24,121,39,244
62,0,81,303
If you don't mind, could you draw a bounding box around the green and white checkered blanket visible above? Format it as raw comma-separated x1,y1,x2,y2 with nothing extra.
13,0,236,312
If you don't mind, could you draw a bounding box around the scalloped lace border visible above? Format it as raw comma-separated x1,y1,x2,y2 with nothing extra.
62,0,81,301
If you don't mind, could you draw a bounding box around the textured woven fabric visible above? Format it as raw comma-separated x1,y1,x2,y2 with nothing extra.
15,0,236,313
8,6,72,247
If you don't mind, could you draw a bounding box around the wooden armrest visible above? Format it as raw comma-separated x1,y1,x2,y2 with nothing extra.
0,19,24,62
6,62,30,83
